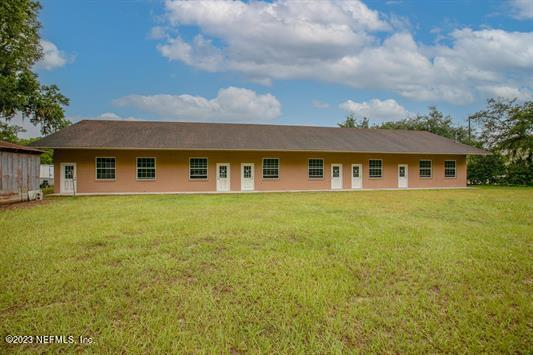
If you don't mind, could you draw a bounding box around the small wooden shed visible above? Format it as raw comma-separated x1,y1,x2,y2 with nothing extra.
0,140,43,203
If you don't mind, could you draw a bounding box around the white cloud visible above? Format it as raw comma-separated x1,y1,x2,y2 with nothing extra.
149,26,167,40
312,100,330,109
161,0,387,69
98,112,121,119
434,29,533,72
476,85,532,101
155,0,533,104
158,34,224,72
509,0,533,19
97,112,140,121
36,40,70,70
112,87,282,121
339,98,409,121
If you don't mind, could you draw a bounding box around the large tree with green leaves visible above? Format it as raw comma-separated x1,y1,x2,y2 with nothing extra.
469,98,532,162
468,98,532,185
339,106,471,143
0,0,69,140
375,106,470,144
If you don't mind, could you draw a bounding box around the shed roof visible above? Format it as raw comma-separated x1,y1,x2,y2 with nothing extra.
0,140,43,155
30,120,488,155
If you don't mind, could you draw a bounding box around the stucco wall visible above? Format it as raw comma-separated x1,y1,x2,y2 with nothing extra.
53,149,467,193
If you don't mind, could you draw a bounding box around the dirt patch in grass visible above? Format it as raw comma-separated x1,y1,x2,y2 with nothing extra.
0,199,53,211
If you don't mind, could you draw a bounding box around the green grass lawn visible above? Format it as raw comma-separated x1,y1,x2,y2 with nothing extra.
1,187,531,353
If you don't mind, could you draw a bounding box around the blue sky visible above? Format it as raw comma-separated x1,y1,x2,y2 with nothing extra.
21,0,533,136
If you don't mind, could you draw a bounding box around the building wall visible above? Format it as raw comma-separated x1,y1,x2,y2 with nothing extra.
39,164,55,188
1,151,41,203
54,149,467,193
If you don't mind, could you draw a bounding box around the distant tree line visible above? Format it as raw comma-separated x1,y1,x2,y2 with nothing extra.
338,99,532,186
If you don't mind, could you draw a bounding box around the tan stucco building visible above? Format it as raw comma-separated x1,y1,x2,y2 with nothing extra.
32,120,487,194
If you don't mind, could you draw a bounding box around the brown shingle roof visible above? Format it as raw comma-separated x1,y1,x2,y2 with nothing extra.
0,140,43,154
30,120,488,155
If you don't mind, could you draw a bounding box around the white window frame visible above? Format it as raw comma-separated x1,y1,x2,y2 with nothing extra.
136,157,156,181
444,160,456,178
419,160,432,178
308,158,324,179
262,157,280,179
368,159,383,178
189,157,208,180
95,156,116,181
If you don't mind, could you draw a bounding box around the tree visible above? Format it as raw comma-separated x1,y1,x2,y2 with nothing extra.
505,158,533,186
468,98,532,186
0,0,70,140
469,98,532,162
467,154,506,185
16,136,53,164
338,113,369,128
376,106,470,144
0,121,24,141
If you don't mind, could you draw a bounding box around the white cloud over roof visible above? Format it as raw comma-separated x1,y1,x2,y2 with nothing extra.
340,98,409,121
154,0,533,105
113,87,282,121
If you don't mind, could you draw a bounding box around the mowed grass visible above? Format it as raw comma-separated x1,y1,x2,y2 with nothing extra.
0,187,532,353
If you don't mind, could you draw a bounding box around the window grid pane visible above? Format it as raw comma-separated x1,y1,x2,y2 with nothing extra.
64,166,74,179
419,160,432,178
190,158,208,179
308,159,324,178
399,166,406,177
369,160,382,178
137,158,156,180
218,166,227,178
243,166,252,178
262,158,279,178
96,158,115,180
444,160,456,177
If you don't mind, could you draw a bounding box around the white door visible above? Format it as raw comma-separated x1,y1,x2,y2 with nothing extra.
398,164,408,188
216,163,230,192
241,163,255,191
351,164,363,189
331,164,343,190
60,163,76,194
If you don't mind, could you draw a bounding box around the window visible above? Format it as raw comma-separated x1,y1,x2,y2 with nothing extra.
243,165,252,178
399,166,406,178
332,165,340,178
218,165,227,179
352,165,360,178
96,157,115,180
262,158,279,179
444,160,456,178
189,158,208,179
64,165,74,179
369,160,382,178
308,159,324,178
419,160,432,178
137,157,156,180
